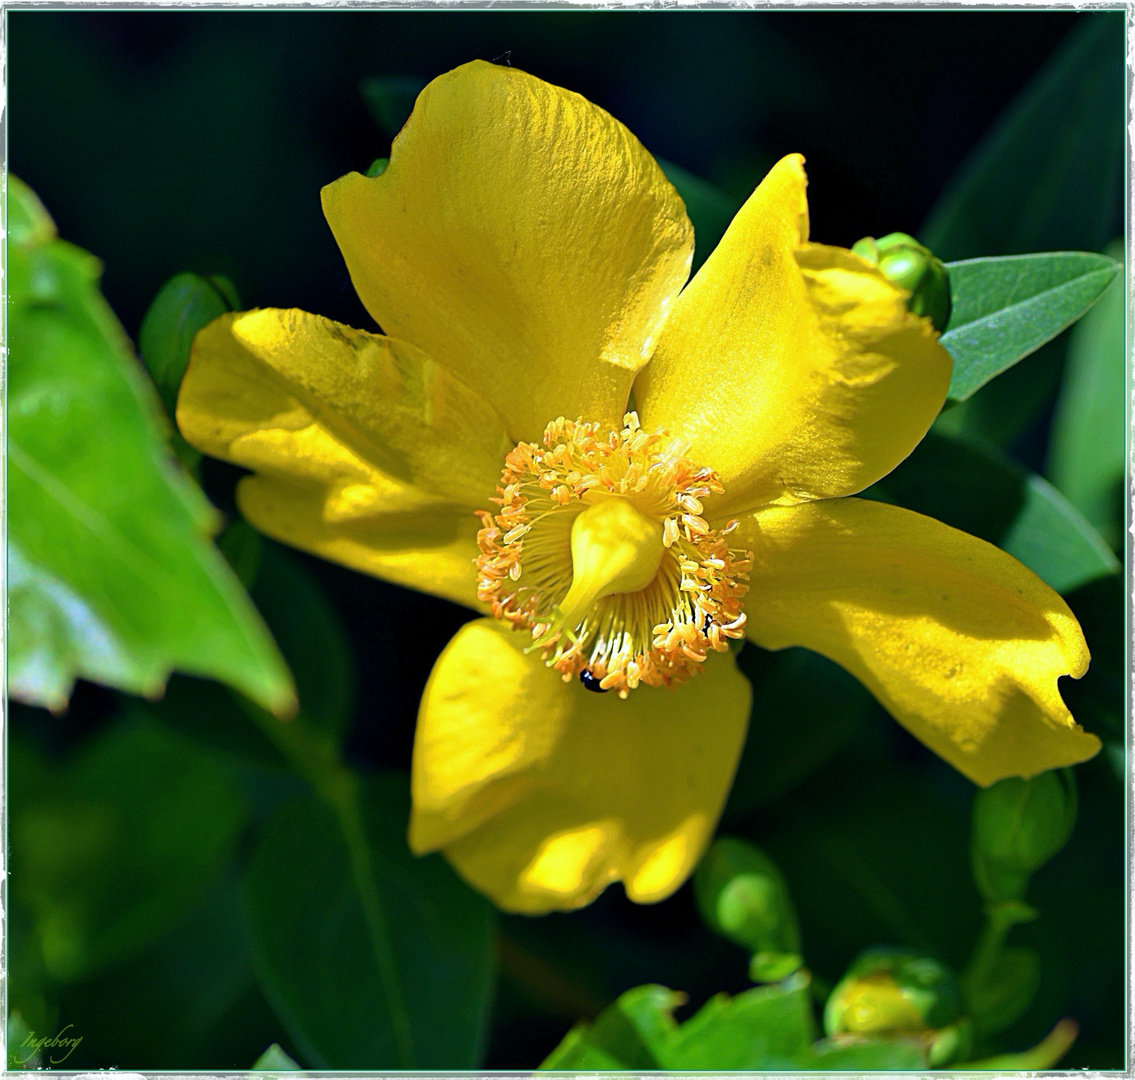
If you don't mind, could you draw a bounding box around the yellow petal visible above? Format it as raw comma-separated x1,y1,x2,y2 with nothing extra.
321,60,693,444
410,618,751,913
178,309,509,510
636,155,952,514
735,498,1099,786
236,474,482,611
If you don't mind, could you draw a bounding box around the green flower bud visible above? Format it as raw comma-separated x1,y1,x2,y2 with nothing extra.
851,231,951,332
694,837,801,980
972,770,1076,903
139,272,236,419
824,948,962,1036
927,1019,973,1067
365,157,389,178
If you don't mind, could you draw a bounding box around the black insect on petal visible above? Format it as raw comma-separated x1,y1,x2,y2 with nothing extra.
579,669,609,693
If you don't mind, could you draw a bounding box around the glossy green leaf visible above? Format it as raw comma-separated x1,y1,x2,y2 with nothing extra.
138,272,235,419
657,158,741,271
243,777,495,1069
868,430,1118,595
9,717,246,985
1046,239,1126,549
921,13,1124,261
541,975,816,1070
940,253,1118,401
7,175,294,716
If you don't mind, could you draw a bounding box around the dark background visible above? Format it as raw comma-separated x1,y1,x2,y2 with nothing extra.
9,9,1125,1072
11,10,1094,336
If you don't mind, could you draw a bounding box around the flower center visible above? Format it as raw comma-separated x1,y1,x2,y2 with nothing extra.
476,413,751,697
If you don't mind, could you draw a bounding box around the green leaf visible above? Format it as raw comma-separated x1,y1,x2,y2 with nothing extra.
661,975,815,1069
921,13,1124,261
541,974,816,1070
7,175,294,716
725,647,878,823
1046,239,1126,549
138,272,234,419
939,253,1118,401
657,158,741,271
808,1036,928,1069
251,1043,303,1072
243,776,495,1069
868,430,1118,595
538,1026,625,1070
9,716,246,984
932,335,1065,449
51,873,286,1069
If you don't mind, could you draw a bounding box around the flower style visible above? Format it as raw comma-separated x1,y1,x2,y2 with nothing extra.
177,60,1099,914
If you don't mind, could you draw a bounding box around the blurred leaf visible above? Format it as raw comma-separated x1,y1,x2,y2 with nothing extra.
967,946,1041,1036
657,158,741,271
869,430,1118,594
662,974,815,1069
138,272,235,419
155,541,357,768
921,13,1123,261
251,1043,303,1072
7,175,294,716
10,716,246,984
542,975,816,1070
724,647,879,823
808,1036,928,1069
762,760,980,979
960,1017,1079,1070
55,874,288,1070
360,75,425,140
243,776,495,1069
1060,575,1125,741
219,519,264,591
1046,239,1126,549
933,335,1066,449
940,253,1118,401
249,544,356,743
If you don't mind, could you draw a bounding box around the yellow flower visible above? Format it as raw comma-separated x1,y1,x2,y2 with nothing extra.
177,60,1099,915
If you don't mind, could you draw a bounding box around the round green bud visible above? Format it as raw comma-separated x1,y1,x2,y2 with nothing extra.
139,272,236,420
694,837,801,978
927,1019,973,1067
850,231,951,333
972,771,1076,902
365,157,389,178
824,948,962,1037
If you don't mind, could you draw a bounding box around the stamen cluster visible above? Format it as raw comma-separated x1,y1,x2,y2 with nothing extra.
476,413,751,696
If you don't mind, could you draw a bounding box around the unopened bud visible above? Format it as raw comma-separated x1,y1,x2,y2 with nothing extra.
139,272,237,419
851,231,951,332
972,770,1076,903
824,948,962,1036
694,837,801,981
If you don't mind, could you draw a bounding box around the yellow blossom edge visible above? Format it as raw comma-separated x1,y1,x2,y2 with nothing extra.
734,497,1099,786
637,154,953,516
177,311,493,610
321,59,694,445
409,618,751,913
